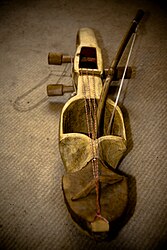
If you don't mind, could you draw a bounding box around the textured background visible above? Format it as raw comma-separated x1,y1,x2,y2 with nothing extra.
0,0,167,249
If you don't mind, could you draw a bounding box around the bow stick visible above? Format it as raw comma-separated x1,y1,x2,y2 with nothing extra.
97,9,144,137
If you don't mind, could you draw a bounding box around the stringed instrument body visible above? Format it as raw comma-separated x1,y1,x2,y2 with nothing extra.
47,10,144,240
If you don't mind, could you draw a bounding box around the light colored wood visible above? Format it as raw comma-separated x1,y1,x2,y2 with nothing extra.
58,28,128,239
62,160,128,235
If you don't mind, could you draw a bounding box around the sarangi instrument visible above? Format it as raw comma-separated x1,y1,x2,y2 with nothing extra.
47,9,144,240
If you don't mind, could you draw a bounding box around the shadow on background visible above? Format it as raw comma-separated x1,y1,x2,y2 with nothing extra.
106,172,137,241
106,104,136,241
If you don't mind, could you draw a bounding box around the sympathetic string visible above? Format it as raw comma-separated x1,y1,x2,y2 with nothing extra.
82,69,107,222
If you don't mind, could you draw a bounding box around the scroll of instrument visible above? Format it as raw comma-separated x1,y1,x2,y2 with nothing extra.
47,9,144,240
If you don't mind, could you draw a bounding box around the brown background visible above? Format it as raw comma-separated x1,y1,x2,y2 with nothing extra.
0,0,166,249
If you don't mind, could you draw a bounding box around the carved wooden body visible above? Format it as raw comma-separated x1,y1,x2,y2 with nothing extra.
47,9,144,240
60,28,127,172
59,28,128,238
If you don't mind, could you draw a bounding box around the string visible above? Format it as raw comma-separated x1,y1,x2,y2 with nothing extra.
82,70,91,138
92,70,100,215
107,31,137,135
82,69,107,222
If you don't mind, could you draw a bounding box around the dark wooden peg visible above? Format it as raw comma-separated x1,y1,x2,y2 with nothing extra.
47,84,74,96
103,66,132,81
48,53,73,65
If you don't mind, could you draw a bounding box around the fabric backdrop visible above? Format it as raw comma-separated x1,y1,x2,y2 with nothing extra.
0,0,166,249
